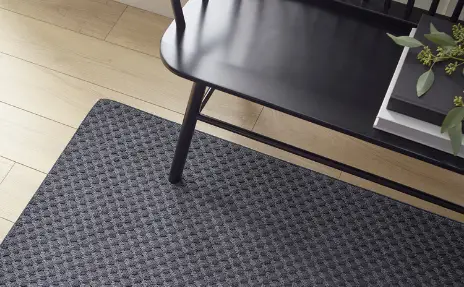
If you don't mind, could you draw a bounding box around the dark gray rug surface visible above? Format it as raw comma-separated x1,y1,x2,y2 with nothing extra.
0,100,463,286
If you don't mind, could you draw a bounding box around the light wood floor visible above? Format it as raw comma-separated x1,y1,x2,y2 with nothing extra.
0,0,462,243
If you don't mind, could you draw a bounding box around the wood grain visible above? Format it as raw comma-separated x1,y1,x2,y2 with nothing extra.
0,0,127,39
0,58,336,181
202,90,264,131
0,9,261,129
0,8,189,111
0,217,13,244
253,108,464,206
0,54,184,128
340,172,464,223
0,164,46,222
106,6,172,56
0,103,76,173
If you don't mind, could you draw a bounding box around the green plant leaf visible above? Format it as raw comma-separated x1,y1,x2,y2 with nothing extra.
441,106,464,133
387,33,423,47
430,23,439,34
447,122,462,155
442,46,454,54
424,32,456,47
416,70,434,97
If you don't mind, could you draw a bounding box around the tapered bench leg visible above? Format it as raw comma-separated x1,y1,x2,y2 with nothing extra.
169,82,206,183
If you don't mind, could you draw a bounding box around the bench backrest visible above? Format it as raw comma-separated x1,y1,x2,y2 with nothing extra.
170,0,463,32
338,0,463,22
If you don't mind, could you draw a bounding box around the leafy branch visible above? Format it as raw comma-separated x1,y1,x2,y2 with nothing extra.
442,97,464,155
387,23,464,156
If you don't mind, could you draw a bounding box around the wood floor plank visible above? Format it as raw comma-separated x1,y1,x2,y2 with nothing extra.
0,103,75,173
112,0,187,18
0,217,13,244
202,91,264,131
253,108,464,207
0,53,183,128
105,6,172,57
0,157,13,183
0,8,184,109
0,56,325,178
339,172,464,223
0,164,46,222
0,9,261,129
0,0,127,39
0,56,335,177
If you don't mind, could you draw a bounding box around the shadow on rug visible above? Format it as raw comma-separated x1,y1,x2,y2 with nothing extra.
0,100,462,286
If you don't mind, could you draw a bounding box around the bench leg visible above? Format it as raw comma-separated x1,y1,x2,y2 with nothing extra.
169,82,206,183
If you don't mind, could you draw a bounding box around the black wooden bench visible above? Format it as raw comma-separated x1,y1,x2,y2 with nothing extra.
161,0,464,213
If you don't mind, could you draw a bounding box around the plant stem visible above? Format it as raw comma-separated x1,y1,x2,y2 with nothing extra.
449,56,464,62
432,55,464,63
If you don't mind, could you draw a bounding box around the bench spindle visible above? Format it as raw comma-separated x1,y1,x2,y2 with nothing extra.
171,0,186,31
383,0,392,13
404,0,415,18
429,0,440,15
452,0,464,22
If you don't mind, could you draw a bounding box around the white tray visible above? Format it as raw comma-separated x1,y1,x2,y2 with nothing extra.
374,28,464,158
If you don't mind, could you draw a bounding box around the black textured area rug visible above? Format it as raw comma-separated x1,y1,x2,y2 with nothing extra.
0,100,463,286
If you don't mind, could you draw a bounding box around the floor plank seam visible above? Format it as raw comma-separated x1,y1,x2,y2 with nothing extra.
0,216,14,224
0,163,14,186
0,157,47,177
250,108,343,179
104,5,128,41
0,100,78,130
0,7,109,42
250,106,265,131
0,7,164,59
0,52,184,119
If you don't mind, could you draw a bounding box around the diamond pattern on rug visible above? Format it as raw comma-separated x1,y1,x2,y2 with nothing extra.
0,100,463,286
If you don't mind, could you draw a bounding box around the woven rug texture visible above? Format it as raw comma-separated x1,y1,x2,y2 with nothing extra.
0,100,462,286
